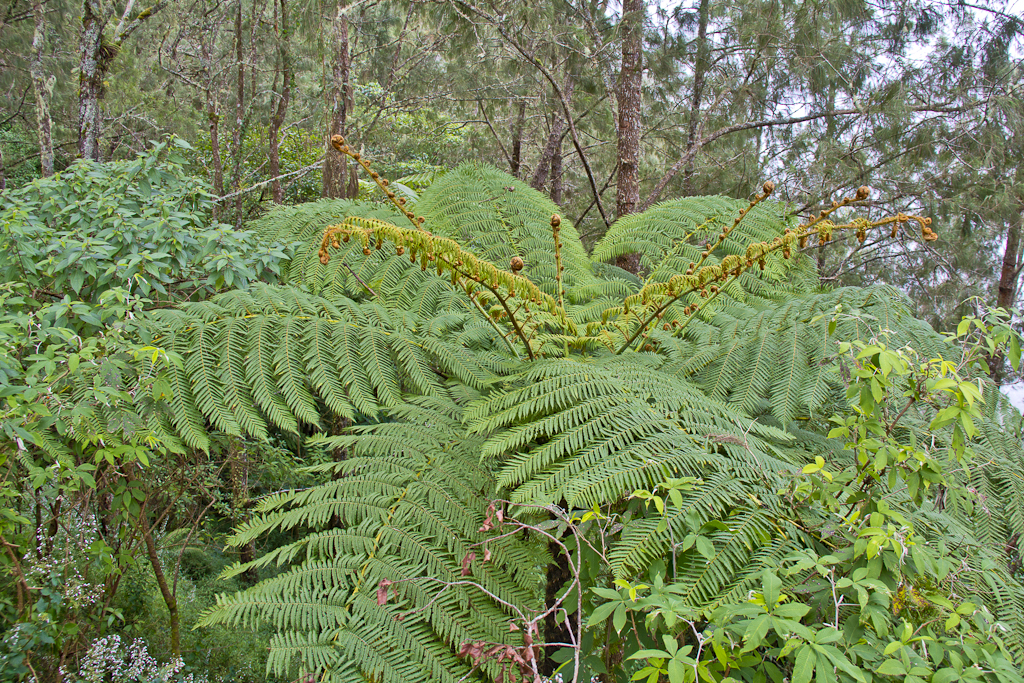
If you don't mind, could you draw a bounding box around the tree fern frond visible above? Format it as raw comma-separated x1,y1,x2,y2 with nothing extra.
143,286,504,437
200,396,542,683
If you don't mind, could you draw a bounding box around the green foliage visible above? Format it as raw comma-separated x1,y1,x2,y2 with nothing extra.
146,284,498,449
595,335,1024,683
0,139,287,302
9,155,1024,683
590,195,817,299
199,395,542,683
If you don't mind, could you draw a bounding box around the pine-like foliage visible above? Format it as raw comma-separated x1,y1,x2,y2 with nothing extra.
125,161,1024,680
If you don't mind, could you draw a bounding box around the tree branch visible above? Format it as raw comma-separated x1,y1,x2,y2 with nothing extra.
453,0,611,226
641,101,982,210
213,160,323,203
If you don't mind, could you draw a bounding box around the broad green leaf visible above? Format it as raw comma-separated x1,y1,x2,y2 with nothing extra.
876,660,907,676
792,645,815,683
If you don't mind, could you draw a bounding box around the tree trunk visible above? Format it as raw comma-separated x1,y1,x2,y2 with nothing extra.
550,132,564,206
681,0,709,195
531,77,573,195
78,1,104,161
142,519,180,657
229,440,257,584
997,211,1023,309
230,0,245,220
613,0,644,273
77,0,162,161
322,1,353,199
199,23,224,215
268,0,291,204
510,100,527,178
30,0,54,176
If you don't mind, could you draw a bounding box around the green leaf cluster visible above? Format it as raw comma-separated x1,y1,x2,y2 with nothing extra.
9,157,1024,683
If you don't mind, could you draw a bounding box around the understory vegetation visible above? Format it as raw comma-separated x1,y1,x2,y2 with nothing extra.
0,135,1023,683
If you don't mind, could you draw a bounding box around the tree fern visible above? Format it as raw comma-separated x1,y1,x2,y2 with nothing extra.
145,284,496,446
468,356,791,508
198,396,542,683
590,195,817,298
90,158,1024,678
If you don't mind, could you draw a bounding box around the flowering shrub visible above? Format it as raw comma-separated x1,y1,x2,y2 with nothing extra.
63,636,208,683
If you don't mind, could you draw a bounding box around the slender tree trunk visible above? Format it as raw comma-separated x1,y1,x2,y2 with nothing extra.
510,100,527,178
231,0,245,219
207,105,224,207
142,519,180,657
229,440,257,584
268,0,291,204
614,0,644,273
0,145,5,191
550,133,564,206
78,1,104,160
681,0,709,195
997,211,1023,309
30,0,54,176
323,1,353,199
985,208,1024,383
200,23,224,216
531,77,573,194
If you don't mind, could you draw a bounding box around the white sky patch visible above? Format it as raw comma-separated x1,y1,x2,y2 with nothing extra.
1002,382,1024,413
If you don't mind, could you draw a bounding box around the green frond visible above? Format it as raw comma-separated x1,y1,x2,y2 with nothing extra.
414,163,602,298
474,356,788,508
590,196,816,298
143,285,502,438
200,396,542,683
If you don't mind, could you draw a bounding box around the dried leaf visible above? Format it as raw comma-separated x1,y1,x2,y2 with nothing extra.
461,551,476,576
376,579,393,606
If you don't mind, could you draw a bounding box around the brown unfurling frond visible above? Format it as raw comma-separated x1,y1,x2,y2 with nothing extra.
318,216,579,360
609,183,932,354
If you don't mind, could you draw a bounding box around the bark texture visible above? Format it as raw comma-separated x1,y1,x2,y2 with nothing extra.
614,0,644,273
322,1,354,199
78,1,104,160
230,0,247,222
143,519,180,657
510,100,527,178
30,0,54,176
76,0,159,159
998,211,1023,309
268,0,291,204
531,77,573,196
77,0,162,160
